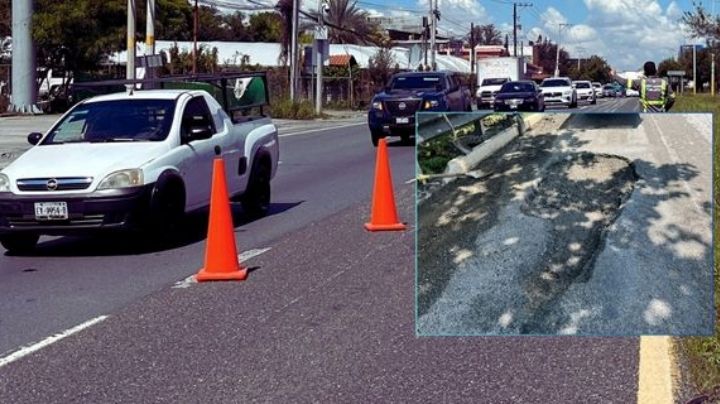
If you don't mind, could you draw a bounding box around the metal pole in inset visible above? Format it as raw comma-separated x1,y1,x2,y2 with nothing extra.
9,0,40,113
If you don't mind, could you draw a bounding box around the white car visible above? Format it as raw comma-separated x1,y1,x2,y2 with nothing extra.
540,77,577,108
572,80,597,104
476,77,511,109
592,82,603,98
0,78,279,253
626,88,640,97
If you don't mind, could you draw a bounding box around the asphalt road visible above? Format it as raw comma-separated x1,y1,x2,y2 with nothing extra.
549,96,641,112
418,113,713,336
0,119,415,356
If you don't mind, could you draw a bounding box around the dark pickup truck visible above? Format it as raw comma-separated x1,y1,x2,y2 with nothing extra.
367,71,472,146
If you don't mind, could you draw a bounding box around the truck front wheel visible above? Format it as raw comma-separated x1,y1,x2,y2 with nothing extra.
1,233,39,254
243,158,271,219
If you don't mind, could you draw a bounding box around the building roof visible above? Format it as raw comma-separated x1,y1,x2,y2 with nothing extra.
110,41,472,73
328,54,357,66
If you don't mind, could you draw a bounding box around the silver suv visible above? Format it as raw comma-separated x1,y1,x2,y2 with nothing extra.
540,77,577,108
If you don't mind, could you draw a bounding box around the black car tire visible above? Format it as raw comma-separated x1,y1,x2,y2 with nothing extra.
591,98,597,105
149,180,186,235
242,157,271,219
1,233,39,254
371,129,385,147
401,133,412,145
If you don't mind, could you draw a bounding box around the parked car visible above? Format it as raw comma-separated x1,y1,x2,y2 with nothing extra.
592,82,603,98
540,77,577,108
572,80,597,104
602,84,618,97
0,74,279,253
493,80,545,112
368,71,472,146
476,77,511,109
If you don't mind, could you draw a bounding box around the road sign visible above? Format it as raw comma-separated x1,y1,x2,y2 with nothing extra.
667,70,686,76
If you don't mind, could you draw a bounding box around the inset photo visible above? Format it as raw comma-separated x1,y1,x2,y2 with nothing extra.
416,112,714,336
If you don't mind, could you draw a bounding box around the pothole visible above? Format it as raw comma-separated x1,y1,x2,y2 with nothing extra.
519,152,637,331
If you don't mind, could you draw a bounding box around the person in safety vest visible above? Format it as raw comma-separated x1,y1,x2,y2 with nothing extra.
616,61,674,112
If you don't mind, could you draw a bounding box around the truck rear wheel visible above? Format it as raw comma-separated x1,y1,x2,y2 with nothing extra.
243,158,271,219
1,233,39,254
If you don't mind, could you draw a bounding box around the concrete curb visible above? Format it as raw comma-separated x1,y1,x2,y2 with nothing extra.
445,113,542,176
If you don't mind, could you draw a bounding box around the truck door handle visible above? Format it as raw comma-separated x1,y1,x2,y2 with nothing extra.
214,145,222,155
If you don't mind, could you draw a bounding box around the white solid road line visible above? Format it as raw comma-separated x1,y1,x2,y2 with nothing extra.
174,247,273,288
279,122,365,138
637,336,676,404
0,315,109,368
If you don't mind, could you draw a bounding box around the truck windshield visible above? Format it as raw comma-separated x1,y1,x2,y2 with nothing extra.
542,79,570,87
481,78,508,86
390,76,444,90
42,99,176,145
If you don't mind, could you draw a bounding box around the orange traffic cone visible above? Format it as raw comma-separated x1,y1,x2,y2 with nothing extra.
364,138,407,232
196,158,247,281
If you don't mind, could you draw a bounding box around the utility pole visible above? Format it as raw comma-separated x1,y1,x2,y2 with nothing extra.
9,0,40,113
315,0,326,114
470,23,475,76
712,52,716,96
693,43,697,94
513,2,532,57
127,0,136,90
146,0,155,56
423,16,429,68
430,0,437,70
554,23,571,77
289,0,299,101
193,0,198,75
513,3,517,57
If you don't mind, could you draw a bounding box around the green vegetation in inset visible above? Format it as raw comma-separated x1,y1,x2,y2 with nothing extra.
673,94,720,398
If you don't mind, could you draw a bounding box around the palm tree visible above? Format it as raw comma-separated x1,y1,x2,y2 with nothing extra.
322,0,381,45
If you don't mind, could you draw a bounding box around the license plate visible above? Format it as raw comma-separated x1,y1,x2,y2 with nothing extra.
34,202,68,220
396,117,410,124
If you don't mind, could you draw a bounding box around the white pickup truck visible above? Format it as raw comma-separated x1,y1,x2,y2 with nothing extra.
0,75,279,253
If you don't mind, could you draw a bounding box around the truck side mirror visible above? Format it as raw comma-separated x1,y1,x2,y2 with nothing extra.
27,132,43,145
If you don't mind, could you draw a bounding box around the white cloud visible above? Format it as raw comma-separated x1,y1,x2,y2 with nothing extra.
525,1,690,71
415,0,491,35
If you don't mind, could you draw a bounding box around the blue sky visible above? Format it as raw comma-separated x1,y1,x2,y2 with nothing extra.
355,0,711,71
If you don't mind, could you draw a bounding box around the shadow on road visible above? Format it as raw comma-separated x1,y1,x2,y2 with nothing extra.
11,201,304,257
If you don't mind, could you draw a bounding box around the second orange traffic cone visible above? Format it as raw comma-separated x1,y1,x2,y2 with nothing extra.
364,138,407,232
196,158,247,282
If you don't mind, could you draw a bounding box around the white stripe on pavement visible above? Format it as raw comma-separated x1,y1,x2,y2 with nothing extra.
637,336,676,404
173,247,273,288
0,315,109,368
279,122,365,137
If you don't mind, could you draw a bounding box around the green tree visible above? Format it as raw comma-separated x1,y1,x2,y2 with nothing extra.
471,24,503,45
367,47,394,89
532,35,569,77
0,0,10,38
568,55,611,82
248,12,283,42
223,11,250,41
163,44,219,75
311,0,382,45
657,57,684,78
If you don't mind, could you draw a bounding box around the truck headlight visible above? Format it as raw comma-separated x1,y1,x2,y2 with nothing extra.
97,169,143,190
423,100,440,109
372,101,383,110
0,173,10,192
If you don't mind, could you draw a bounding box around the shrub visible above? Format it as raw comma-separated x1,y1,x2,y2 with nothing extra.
270,97,317,120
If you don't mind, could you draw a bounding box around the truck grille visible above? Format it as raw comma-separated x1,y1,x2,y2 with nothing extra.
384,100,421,115
16,177,93,192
